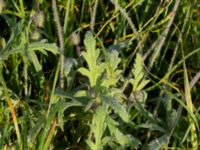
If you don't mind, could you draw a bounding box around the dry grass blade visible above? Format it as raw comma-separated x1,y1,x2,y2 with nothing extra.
190,71,200,89
0,78,22,149
5,96,22,148
91,0,99,31
148,0,180,70
182,50,198,149
43,117,57,150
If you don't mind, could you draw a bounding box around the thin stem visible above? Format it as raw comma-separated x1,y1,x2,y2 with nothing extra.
47,60,60,116
168,6,190,72
190,71,200,89
63,0,71,34
91,0,99,31
24,62,28,98
0,69,22,149
19,0,25,18
148,0,180,70
52,0,65,89
109,0,138,38
43,117,57,150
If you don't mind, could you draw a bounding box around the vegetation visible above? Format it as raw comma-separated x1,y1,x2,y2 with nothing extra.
0,0,199,149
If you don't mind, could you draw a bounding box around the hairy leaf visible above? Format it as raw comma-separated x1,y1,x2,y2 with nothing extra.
102,96,129,123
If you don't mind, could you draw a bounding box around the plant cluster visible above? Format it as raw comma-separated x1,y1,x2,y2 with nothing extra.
0,0,199,150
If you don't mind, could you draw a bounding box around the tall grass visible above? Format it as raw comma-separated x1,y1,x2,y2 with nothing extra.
0,0,199,149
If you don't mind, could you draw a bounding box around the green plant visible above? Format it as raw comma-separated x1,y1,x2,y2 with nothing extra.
0,0,200,149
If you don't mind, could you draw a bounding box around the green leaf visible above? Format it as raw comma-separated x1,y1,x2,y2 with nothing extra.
102,50,122,88
109,50,121,70
27,40,59,55
87,104,107,150
6,40,59,57
57,100,82,131
64,58,77,77
133,53,143,77
101,136,111,146
30,114,46,143
85,140,96,150
138,123,166,133
130,53,149,92
146,134,168,150
105,115,119,126
133,101,157,123
84,31,96,55
74,90,88,97
79,31,105,87
78,67,90,78
106,116,140,148
37,100,82,149
27,51,42,72
136,79,150,91
49,92,59,104
94,106,107,137
102,96,129,123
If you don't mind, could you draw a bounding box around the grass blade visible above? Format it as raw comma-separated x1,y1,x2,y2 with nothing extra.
182,50,198,149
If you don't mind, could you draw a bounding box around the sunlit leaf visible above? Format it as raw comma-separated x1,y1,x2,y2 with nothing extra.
78,67,90,78
102,50,122,88
84,31,96,55
136,79,150,91
79,31,105,87
74,90,88,97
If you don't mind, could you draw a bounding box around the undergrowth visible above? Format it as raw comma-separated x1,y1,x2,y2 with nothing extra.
0,0,199,150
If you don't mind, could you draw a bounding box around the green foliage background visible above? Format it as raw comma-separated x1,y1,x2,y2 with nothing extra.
0,0,199,149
